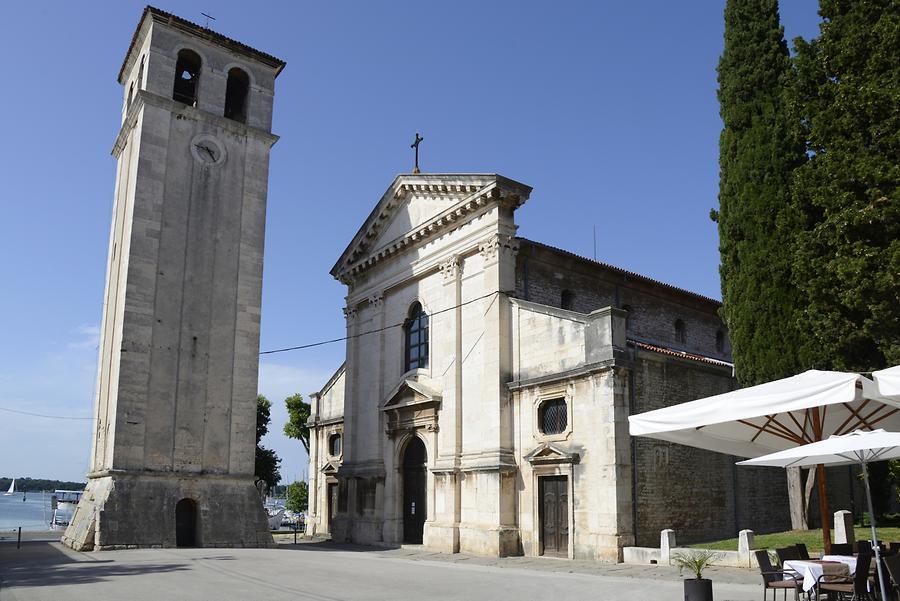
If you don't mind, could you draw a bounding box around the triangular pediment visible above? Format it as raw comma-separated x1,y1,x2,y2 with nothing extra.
380,378,442,411
523,442,580,465
331,173,532,282
320,460,340,475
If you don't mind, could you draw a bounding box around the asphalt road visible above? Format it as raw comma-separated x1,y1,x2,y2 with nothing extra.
0,541,763,601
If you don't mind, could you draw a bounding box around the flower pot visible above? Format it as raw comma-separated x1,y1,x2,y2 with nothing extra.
684,578,713,601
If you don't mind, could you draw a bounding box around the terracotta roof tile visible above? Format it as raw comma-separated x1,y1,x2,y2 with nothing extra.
631,340,733,368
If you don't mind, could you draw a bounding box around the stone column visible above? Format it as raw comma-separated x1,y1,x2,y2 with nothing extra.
332,304,358,543
738,530,755,567
369,291,385,425
457,233,519,557
834,510,855,546
660,529,676,565
426,256,462,553
307,400,319,535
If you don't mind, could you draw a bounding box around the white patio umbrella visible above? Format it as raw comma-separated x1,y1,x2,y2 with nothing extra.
738,429,900,601
628,369,900,550
875,366,900,400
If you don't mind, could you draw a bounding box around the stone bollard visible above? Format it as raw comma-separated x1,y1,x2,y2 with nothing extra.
834,510,855,546
660,529,676,565
738,530,755,567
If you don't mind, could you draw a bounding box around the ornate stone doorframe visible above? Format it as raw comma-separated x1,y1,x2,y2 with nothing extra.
320,460,340,535
524,442,579,559
380,377,441,545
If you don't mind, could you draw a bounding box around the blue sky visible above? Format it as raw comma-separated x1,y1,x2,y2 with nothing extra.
0,1,821,484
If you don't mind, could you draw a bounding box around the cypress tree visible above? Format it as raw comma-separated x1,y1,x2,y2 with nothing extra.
791,0,900,372
716,0,806,386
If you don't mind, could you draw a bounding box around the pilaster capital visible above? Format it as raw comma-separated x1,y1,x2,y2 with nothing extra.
440,255,462,284
342,305,358,321
479,234,519,262
368,292,384,308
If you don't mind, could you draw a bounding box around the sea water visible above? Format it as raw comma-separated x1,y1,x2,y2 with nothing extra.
0,492,61,533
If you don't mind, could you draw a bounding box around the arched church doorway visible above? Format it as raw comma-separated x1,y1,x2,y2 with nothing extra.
402,437,427,544
175,498,198,547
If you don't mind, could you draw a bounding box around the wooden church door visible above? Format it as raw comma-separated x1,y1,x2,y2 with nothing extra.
539,476,568,556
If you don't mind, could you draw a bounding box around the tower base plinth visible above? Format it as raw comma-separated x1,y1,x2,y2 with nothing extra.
62,472,274,551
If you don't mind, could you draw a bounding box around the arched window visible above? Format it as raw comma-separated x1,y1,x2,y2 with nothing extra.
404,302,429,371
539,398,567,435
560,289,574,310
127,81,135,107
715,330,725,354
674,319,686,345
173,49,201,106
224,67,250,123
329,433,342,457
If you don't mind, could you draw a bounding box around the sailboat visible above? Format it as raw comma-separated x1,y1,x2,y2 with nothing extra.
3,479,15,496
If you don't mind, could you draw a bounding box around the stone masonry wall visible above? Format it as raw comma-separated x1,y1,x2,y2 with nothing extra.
515,239,731,362
630,355,748,546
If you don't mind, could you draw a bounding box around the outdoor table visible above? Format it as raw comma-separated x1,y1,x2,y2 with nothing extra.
820,554,858,575
783,559,850,592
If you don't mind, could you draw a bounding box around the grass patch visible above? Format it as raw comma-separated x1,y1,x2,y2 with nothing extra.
688,527,900,553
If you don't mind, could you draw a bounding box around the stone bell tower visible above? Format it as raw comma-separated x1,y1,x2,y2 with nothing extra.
63,7,285,550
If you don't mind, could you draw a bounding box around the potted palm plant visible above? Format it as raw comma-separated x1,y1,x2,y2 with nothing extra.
672,550,718,601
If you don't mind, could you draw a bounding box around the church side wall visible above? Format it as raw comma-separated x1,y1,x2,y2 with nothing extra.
307,368,345,536
630,354,791,545
515,241,730,362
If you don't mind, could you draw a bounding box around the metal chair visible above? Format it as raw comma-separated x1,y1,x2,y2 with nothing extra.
815,562,852,600
883,553,900,600
831,543,854,556
756,550,804,601
817,552,873,601
778,546,803,565
796,543,811,560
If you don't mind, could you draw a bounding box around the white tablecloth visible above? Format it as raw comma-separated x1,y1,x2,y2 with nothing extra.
783,559,851,592
821,555,858,575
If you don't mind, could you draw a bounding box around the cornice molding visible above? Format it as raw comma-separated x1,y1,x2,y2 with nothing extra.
332,175,531,286
112,90,279,158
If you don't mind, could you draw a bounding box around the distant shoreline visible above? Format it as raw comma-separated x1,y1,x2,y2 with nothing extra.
0,528,61,542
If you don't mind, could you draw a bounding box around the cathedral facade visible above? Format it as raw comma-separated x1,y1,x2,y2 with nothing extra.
306,173,792,561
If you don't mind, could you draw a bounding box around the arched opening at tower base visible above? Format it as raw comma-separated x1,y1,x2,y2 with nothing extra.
175,498,198,547
402,437,427,544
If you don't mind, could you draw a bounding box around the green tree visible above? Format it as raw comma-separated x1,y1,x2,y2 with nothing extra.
715,0,807,387
255,394,282,491
286,480,308,513
283,393,311,454
790,0,900,372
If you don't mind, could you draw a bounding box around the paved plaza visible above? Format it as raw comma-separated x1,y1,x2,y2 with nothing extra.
0,539,764,601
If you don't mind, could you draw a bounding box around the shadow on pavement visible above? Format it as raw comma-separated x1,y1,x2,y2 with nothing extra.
0,541,190,589
275,540,401,553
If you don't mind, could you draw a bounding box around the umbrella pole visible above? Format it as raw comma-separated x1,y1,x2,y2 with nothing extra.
817,463,832,554
861,459,889,601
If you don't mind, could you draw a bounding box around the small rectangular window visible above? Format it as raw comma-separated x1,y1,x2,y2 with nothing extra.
540,399,567,435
